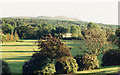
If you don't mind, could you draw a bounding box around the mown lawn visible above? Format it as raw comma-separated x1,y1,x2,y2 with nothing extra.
1,40,38,74
1,39,120,75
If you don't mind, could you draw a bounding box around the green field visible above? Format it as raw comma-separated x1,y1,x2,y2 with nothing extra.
1,40,120,75
2,40,38,74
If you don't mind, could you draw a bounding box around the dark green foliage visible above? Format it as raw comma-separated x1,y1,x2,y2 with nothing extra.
38,63,55,74
15,26,29,38
2,18,117,39
106,29,116,41
42,23,53,31
62,36,83,40
22,55,56,75
87,22,101,30
37,28,49,39
8,20,17,27
55,26,68,34
15,26,38,39
106,29,114,36
70,25,81,37
74,54,99,71
119,37,120,48
115,28,120,48
102,49,120,66
115,28,120,37
2,23,13,34
51,26,68,37
70,26,78,34
55,56,78,74
1,60,11,75
74,55,84,71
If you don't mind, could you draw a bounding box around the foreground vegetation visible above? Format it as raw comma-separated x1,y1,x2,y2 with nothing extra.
1,39,120,75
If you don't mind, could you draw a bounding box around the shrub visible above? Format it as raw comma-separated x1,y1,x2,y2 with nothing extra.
115,28,120,37
38,63,55,74
74,54,99,71
6,33,11,42
2,24,13,34
102,49,120,66
22,55,56,75
1,60,11,75
1,34,7,43
115,28,120,48
55,56,78,74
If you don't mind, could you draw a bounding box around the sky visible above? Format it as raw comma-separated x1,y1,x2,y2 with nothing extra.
0,0,119,25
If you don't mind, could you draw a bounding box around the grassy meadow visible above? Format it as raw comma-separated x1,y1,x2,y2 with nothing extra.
1,39,120,75
2,40,38,74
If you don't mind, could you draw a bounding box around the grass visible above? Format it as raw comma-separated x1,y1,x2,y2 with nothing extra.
63,40,118,64
2,40,38,74
75,66,120,74
1,39,120,75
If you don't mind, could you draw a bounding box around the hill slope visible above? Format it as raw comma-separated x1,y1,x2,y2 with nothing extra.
37,16,79,21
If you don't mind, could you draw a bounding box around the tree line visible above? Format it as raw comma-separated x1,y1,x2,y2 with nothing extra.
1,17,118,40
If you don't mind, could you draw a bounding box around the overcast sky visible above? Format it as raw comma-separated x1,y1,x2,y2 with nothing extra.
0,0,119,25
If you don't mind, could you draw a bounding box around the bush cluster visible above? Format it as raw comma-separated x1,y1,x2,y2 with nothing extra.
55,56,78,74
1,60,11,75
102,49,120,66
22,55,56,75
23,54,78,75
74,54,99,71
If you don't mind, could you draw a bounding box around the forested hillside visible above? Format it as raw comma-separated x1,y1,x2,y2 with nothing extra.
1,16,118,39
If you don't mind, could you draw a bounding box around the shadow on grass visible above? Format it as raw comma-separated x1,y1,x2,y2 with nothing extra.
3,56,31,60
8,61,25,74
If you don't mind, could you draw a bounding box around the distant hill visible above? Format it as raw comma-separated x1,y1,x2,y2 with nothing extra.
37,16,79,21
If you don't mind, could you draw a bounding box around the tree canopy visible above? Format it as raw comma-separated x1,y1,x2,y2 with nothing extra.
87,22,101,30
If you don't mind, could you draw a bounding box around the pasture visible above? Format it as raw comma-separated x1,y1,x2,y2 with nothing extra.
1,40,120,75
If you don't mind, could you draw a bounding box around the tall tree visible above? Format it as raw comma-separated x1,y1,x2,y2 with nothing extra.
87,22,101,30
2,23,13,34
115,28,120,48
55,26,68,34
70,26,78,34
78,29,117,69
